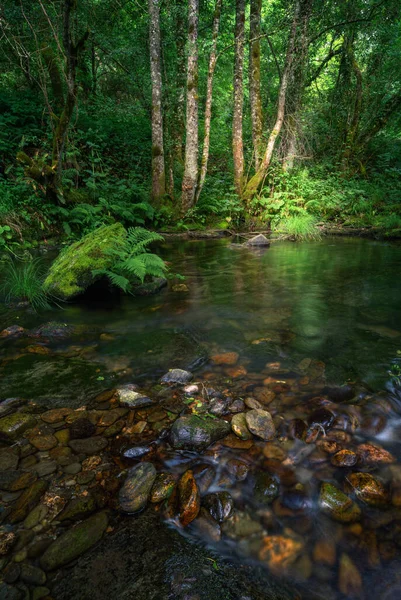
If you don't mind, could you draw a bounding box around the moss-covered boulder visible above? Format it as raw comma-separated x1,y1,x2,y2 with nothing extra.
43,223,126,300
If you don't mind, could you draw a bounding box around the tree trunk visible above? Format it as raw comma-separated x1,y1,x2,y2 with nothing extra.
174,0,187,164
51,0,89,198
249,0,263,170
242,0,300,202
232,0,245,196
342,35,363,169
149,0,166,203
282,0,312,170
195,0,222,203
181,0,199,214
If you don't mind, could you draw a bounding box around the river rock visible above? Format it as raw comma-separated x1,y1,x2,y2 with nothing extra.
69,437,108,455
203,492,233,523
169,415,230,451
245,409,276,440
319,482,361,522
345,472,389,506
254,472,279,505
161,369,193,384
178,470,200,526
259,534,303,575
117,386,155,408
0,583,21,600
0,447,19,471
40,511,108,570
119,462,156,513
356,443,395,465
150,473,176,503
231,413,252,440
30,433,58,451
20,564,46,585
9,479,48,523
0,413,37,442
245,234,270,247
210,352,239,366
222,510,263,538
0,470,36,491
70,418,96,439
0,325,25,338
338,553,363,599
41,408,73,424
58,493,96,521
322,385,355,403
307,408,335,429
331,449,358,467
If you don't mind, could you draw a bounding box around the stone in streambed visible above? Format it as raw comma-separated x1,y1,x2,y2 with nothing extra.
356,443,395,465
338,553,363,599
0,583,21,600
331,449,358,467
245,409,276,441
70,418,96,439
20,563,46,585
254,472,279,505
245,234,270,247
0,470,37,492
169,415,230,451
161,369,193,385
307,408,335,429
178,470,200,526
150,473,176,503
117,386,155,408
210,352,239,366
0,413,37,442
345,472,389,507
319,482,361,523
9,479,48,524
0,447,19,471
259,534,303,575
119,462,156,513
231,413,252,440
58,493,96,522
203,492,233,523
41,408,73,424
69,437,108,455
40,511,108,571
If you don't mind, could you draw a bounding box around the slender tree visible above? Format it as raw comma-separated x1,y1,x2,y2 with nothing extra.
181,0,199,213
149,0,166,203
195,0,222,202
242,0,301,202
249,0,263,170
232,0,246,196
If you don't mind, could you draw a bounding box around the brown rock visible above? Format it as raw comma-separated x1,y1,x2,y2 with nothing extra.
9,480,48,523
259,534,303,575
225,365,247,378
331,449,358,467
221,434,253,449
338,553,363,599
356,443,395,465
210,352,239,366
231,413,252,440
245,409,276,441
150,473,176,503
30,434,58,451
41,408,73,424
178,470,200,526
313,539,336,566
345,472,389,507
253,387,276,405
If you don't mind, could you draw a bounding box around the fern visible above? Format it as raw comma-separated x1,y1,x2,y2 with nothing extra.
92,226,167,293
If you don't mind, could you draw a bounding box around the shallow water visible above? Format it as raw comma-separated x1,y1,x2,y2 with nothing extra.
3,236,401,599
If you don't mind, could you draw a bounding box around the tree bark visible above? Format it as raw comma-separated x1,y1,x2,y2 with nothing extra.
174,0,187,164
242,0,301,202
282,0,312,170
51,0,89,198
249,0,263,170
341,35,363,169
149,0,166,203
181,0,199,213
232,0,246,196
195,0,222,203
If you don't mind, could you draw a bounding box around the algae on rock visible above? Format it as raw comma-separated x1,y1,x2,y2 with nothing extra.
43,223,126,300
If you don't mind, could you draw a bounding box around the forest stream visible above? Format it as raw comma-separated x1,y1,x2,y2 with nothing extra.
2,236,401,600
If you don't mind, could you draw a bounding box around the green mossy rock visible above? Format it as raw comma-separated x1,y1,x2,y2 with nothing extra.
40,511,108,571
43,223,126,300
169,415,231,451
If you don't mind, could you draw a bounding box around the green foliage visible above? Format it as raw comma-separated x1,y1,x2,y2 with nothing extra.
0,257,52,312
274,214,322,241
93,227,167,292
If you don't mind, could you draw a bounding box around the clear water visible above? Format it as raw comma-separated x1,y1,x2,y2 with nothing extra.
3,236,401,599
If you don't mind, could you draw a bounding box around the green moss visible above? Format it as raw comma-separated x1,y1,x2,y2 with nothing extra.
43,223,126,300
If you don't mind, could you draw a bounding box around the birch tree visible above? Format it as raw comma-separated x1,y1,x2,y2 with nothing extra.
249,0,263,170
232,0,245,196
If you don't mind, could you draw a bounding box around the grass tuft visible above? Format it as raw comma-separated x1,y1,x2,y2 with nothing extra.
274,214,322,241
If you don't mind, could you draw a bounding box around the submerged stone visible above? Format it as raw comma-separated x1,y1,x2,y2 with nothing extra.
259,534,303,575
117,387,155,408
0,413,37,443
231,413,252,440
40,512,108,571
245,409,276,440
161,369,193,384
69,437,108,455
178,470,200,526
254,472,279,505
203,492,233,523
119,462,156,513
9,479,49,523
150,473,176,503
338,553,363,599
43,223,126,299
210,352,239,366
319,482,361,523
345,472,389,506
169,415,230,451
